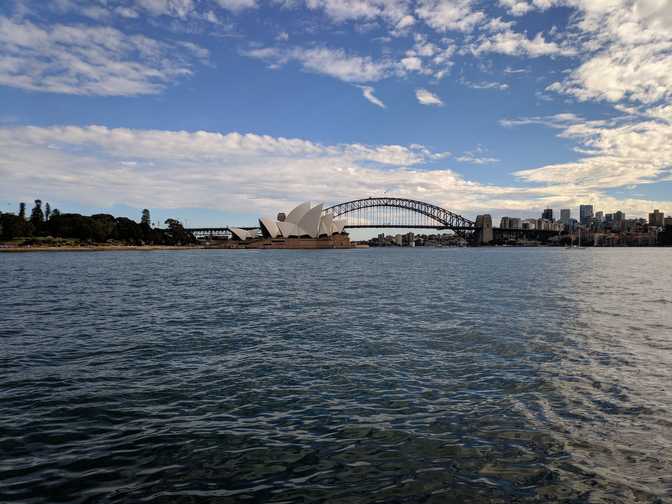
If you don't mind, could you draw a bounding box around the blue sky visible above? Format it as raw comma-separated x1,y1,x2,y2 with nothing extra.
1,0,671,230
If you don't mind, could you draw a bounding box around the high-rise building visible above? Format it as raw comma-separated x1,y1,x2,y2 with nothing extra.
649,209,664,227
614,210,625,222
560,209,571,224
664,216,672,228
542,208,553,221
579,205,594,225
510,218,522,229
595,211,604,222
500,216,511,229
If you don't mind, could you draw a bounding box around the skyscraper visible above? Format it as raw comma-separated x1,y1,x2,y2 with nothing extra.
649,209,664,227
560,209,570,224
542,208,553,221
579,205,593,225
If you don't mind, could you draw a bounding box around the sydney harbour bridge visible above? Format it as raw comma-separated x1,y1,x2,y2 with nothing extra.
185,196,555,244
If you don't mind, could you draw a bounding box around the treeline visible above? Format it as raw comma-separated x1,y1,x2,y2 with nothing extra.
0,200,195,245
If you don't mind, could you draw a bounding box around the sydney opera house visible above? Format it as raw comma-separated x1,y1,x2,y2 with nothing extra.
228,202,351,249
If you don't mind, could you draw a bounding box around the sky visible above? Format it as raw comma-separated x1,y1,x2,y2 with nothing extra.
1,0,672,231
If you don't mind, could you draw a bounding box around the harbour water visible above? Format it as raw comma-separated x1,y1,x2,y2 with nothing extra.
1,248,671,503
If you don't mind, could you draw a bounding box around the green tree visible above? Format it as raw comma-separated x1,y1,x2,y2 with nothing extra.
51,208,61,218
164,218,195,244
141,209,151,227
30,199,44,228
0,212,34,239
115,217,144,243
45,202,51,221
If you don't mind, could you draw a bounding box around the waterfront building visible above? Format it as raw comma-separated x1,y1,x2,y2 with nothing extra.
229,201,350,248
560,209,571,224
510,218,522,229
500,216,510,229
579,205,594,225
522,218,536,230
665,216,672,228
649,209,664,227
394,234,403,246
542,208,553,221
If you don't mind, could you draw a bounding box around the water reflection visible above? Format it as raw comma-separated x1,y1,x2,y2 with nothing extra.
1,248,671,503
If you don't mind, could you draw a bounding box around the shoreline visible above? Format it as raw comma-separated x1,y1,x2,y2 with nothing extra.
0,245,205,253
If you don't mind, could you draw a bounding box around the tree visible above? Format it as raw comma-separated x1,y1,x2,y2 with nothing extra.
30,199,44,228
164,218,195,244
45,202,51,221
19,202,26,219
1,212,34,239
141,208,151,227
51,208,61,218
115,217,143,243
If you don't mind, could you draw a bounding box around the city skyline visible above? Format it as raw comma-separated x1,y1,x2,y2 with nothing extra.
1,0,672,227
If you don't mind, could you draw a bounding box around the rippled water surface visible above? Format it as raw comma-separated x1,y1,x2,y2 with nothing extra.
2,248,672,503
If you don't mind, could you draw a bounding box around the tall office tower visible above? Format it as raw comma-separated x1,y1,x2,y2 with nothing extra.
560,209,570,224
542,208,553,221
500,217,511,229
649,209,664,227
579,205,594,225
595,211,604,222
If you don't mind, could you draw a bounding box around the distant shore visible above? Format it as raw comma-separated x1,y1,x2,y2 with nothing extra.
0,245,205,253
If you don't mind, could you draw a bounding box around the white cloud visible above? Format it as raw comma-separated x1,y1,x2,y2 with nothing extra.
215,0,258,12
2,124,669,219
502,112,672,205
395,14,416,31
304,0,410,24
416,0,485,33
471,29,576,57
499,113,583,128
415,88,444,106
462,79,509,91
357,85,386,108
498,0,560,16
401,56,423,71
498,0,533,16
245,46,393,82
135,0,196,18
544,0,672,105
548,43,672,104
0,124,524,217
0,16,208,96
457,146,500,164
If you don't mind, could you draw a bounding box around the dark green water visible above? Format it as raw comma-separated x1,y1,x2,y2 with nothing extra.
1,248,671,503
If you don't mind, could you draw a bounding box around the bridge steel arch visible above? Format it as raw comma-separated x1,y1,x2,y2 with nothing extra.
323,197,477,233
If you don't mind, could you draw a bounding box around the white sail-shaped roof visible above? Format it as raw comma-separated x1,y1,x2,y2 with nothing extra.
259,217,280,238
319,213,333,236
298,203,323,238
230,227,252,240
285,202,312,225
277,221,303,238
333,220,346,234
